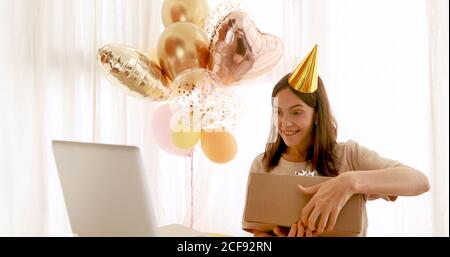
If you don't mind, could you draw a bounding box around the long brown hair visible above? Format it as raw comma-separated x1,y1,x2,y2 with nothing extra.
262,73,339,176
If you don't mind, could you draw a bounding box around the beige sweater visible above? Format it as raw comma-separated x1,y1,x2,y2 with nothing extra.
242,140,405,236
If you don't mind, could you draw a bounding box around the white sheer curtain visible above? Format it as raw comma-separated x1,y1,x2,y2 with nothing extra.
0,0,191,236
1,0,448,237
427,0,449,237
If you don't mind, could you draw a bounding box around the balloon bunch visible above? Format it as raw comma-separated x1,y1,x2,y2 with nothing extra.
97,0,284,164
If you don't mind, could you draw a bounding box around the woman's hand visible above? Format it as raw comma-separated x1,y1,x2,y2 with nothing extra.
284,221,320,237
297,173,355,235
252,225,304,237
252,230,274,237
271,223,315,237
251,226,294,237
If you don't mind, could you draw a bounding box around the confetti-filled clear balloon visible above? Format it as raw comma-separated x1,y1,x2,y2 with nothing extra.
168,68,241,132
201,86,241,130
168,68,214,132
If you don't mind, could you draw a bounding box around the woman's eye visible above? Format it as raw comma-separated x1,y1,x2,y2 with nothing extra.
292,111,302,115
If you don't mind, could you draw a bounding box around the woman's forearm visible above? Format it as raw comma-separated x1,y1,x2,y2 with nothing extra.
342,167,430,197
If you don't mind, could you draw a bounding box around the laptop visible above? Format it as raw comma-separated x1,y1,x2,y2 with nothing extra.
52,140,157,237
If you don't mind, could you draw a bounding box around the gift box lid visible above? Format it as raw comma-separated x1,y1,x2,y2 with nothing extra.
244,172,364,236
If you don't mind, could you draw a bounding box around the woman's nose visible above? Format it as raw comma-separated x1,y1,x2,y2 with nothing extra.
279,115,293,128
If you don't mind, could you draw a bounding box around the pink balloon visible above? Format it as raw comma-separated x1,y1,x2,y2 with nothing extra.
151,104,193,157
208,11,284,85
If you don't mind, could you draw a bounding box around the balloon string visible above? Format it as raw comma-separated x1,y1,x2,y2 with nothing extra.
189,150,194,229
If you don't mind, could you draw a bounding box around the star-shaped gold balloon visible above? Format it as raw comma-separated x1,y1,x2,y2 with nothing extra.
288,44,318,93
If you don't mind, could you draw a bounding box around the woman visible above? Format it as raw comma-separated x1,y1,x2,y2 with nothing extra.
242,73,430,237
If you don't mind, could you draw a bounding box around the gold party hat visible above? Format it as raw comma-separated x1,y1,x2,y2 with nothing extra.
288,44,318,93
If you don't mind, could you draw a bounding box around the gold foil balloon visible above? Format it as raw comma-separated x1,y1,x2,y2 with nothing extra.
161,0,209,28
208,11,284,85
157,22,210,81
288,44,318,93
201,131,238,164
148,48,160,66
98,44,170,100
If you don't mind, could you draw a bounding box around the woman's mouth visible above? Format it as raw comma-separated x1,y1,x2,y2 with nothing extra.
283,130,300,136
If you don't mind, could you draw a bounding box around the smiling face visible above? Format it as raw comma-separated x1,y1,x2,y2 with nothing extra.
274,88,316,149
265,73,339,176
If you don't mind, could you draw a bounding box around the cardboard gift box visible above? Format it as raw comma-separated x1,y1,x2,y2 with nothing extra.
243,172,365,236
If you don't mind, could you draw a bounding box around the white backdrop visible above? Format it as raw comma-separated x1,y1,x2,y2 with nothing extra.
0,0,448,236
